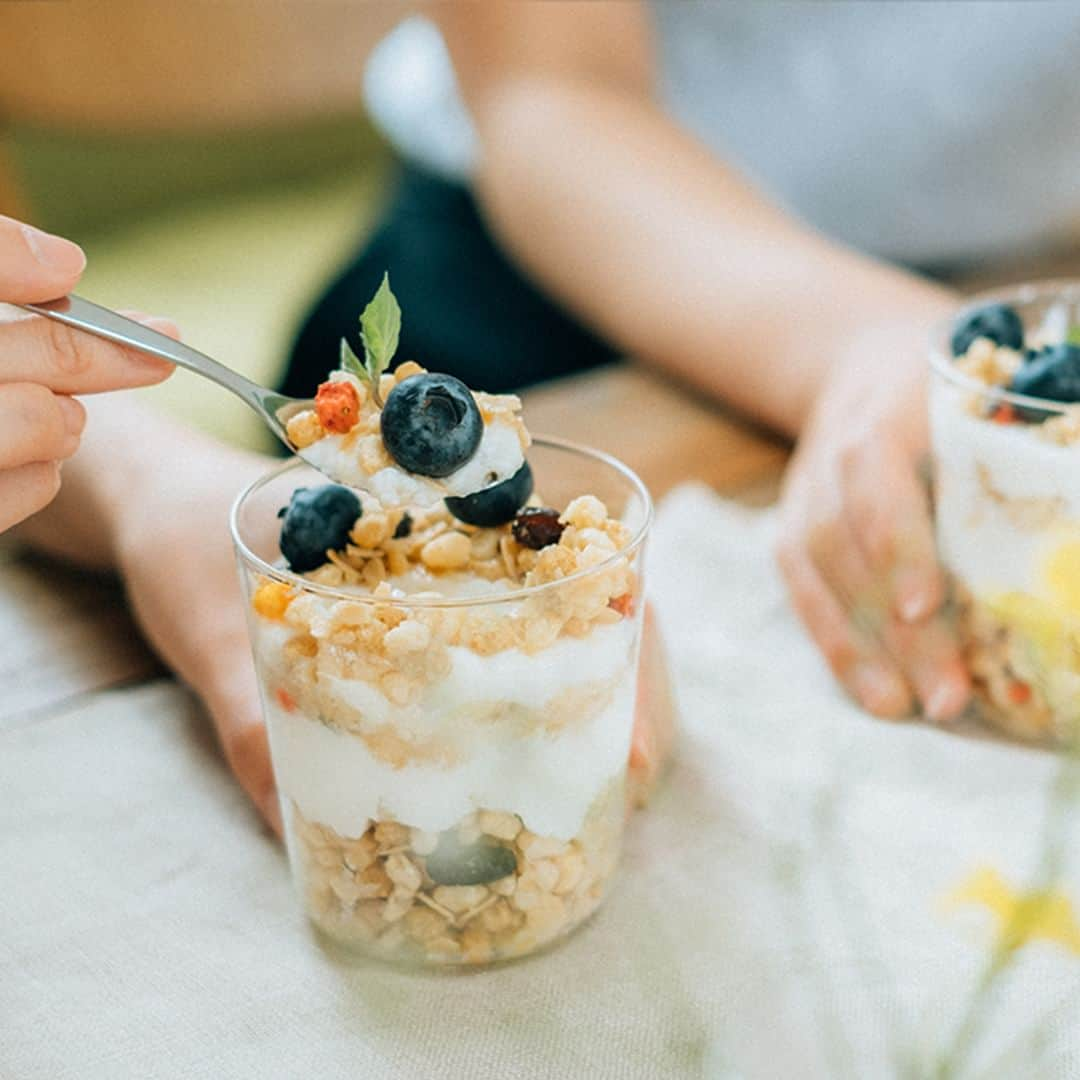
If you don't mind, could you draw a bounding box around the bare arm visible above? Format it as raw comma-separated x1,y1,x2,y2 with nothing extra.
433,1,953,437
433,2,969,722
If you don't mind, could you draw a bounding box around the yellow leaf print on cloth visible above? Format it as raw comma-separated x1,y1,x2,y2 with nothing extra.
946,866,1080,957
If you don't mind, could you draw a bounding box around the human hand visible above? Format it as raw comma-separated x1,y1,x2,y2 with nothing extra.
0,216,174,532
776,320,971,721
114,441,282,835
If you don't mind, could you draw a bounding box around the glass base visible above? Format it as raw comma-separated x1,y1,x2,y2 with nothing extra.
286,778,624,970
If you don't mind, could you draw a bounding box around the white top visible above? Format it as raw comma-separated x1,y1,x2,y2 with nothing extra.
364,4,1080,264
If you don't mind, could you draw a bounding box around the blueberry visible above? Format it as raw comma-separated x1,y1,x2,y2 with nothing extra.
278,484,361,573
1009,343,1080,405
445,461,534,527
950,303,1025,356
380,374,482,478
424,833,517,886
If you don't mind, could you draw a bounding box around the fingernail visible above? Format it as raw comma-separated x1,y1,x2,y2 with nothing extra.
21,224,86,275
264,795,283,838
895,572,937,623
925,680,967,722
142,316,181,339
56,395,85,436
851,662,910,716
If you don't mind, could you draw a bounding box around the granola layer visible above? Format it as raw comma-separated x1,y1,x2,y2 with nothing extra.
292,779,624,966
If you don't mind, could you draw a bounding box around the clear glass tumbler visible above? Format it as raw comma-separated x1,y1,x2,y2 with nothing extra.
231,438,652,966
930,280,1080,743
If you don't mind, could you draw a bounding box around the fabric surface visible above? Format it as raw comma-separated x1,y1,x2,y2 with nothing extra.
364,7,1080,265
3,486,1079,1079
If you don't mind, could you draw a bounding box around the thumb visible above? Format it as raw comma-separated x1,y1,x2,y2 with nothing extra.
0,217,86,303
207,668,282,837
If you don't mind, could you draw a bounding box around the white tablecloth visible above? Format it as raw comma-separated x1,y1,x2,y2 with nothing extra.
3,486,1078,1079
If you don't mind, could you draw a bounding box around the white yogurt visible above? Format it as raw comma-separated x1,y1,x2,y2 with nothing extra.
930,379,1080,595
323,618,636,737
300,420,524,508
262,621,637,839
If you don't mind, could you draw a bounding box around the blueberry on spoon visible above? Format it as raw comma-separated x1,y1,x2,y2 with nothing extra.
381,373,483,477
445,461,534,527
278,484,361,572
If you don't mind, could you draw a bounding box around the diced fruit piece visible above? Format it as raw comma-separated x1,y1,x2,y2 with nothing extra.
424,833,518,886
315,380,361,434
275,687,297,712
1007,680,1032,705
512,507,565,550
1009,343,1080,404
252,580,293,620
393,511,413,539
987,592,1067,662
277,484,361,573
950,303,1024,357
609,593,634,617
445,461,534,527
380,373,482,477
990,403,1017,424
1042,536,1080,615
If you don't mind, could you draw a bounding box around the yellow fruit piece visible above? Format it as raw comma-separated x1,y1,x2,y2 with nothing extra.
252,580,293,621
987,592,1064,655
1042,536,1080,616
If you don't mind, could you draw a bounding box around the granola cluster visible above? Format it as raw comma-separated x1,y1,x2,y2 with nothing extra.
294,781,623,966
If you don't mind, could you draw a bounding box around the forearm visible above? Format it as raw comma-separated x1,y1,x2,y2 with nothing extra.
468,80,954,436
13,393,269,569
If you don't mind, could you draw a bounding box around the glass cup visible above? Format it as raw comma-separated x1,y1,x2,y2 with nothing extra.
930,280,1080,743
231,438,652,967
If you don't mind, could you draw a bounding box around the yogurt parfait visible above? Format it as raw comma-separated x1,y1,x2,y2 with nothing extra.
232,279,652,966
930,281,1080,742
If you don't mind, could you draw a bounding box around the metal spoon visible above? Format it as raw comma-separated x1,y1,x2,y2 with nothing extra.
21,293,328,470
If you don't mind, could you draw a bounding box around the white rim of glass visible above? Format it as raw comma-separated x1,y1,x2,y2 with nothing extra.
230,434,654,609
929,277,1080,417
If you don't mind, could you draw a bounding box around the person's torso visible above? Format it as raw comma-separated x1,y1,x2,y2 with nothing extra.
364,3,1080,265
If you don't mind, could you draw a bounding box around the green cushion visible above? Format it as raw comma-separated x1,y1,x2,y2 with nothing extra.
10,117,392,452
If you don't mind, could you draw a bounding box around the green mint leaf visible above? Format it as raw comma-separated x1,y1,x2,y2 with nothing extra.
340,338,366,379
1067,325,1080,346
360,272,401,385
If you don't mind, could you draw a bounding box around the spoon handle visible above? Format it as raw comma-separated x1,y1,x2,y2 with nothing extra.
18,295,294,438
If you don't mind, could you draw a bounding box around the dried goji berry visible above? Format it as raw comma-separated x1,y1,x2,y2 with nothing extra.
1007,680,1031,705
315,380,360,433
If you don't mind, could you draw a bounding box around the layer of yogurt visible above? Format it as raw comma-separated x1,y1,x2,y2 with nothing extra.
300,411,525,510
262,621,638,840
931,378,1080,597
